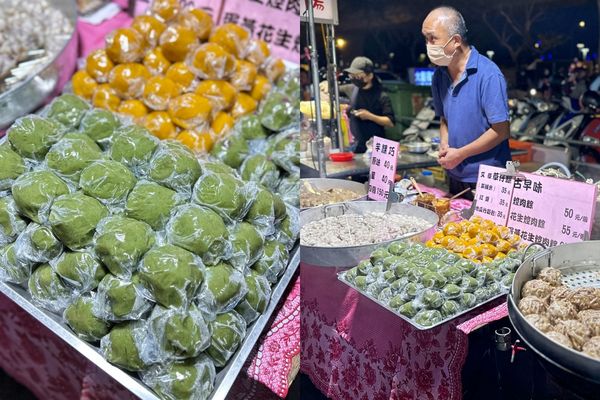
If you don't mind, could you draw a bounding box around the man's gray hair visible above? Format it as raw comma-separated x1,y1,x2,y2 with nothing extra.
433,6,468,41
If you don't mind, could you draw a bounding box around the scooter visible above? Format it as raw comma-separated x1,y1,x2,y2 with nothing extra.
401,98,439,143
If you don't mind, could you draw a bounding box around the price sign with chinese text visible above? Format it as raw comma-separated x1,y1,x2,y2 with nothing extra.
473,165,514,226
368,137,399,201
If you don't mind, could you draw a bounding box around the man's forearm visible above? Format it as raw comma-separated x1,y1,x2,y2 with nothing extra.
440,118,449,148
458,122,510,159
369,114,394,128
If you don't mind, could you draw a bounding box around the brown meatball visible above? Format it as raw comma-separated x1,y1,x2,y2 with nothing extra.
578,309,600,336
553,319,592,351
547,299,577,322
550,286,573,303
567,287,600,311
582,336,600,359
522,279,553,301
519,296,547,316
525,313,553,333
546,331,573,349
538,267,562,286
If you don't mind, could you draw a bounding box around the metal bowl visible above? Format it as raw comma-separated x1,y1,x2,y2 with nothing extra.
404,142,431,154
508,241,600,385
300,201,438,268
0,0,78,129
300,178,367,210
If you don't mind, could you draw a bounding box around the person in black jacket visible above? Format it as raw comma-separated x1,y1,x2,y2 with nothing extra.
340,57,395,153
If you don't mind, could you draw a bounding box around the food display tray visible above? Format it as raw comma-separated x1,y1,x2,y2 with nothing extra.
0,246,299,400
337,271,507,331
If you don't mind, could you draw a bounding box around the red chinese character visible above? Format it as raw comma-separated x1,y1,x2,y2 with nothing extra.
313,0,325,11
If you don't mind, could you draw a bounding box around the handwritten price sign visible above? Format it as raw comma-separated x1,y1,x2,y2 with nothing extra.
368,137,399,201
473,165,513,226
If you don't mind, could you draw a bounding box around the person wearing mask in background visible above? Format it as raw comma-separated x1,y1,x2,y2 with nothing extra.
340,57,395,153
422,6,510,200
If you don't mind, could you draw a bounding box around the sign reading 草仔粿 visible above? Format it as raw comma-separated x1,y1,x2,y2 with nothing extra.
368,137,399,201
473,164,597,245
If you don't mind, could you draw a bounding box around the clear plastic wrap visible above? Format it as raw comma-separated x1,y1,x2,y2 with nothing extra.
151,0,181,21
0,143,27,191
100,320,160,371
196,262,247,318
79,108,121,148
86,49,114,84
277,175,299,208
276,205,299,250
166,62,197,92
0,196,27,245
51,250,107,292
230,93,257,119
166,204,231,266
267,129,300,175
210,135,249,169
7,115,64,160
125,180,183,231
275,68,300,97
143,47,172,76
131,14,167,48
79,160,137,208
230,60,258,92
49,192,108,250
159,25,197,63
192,172,254,222
198,158,239,177
93,274,153,321
108,125,160,173
147,141,202,195
45,94,90,129
108,62,152,100
144,111,178,140
251,239,289,284
140,355,216,400
227,222,265,272
234,115,267,140
259,91,298,133
245,39,270,68
105,28,145,64
143,76,181,111
0,243,33,284
28,264,73,313
63,294,111,342
138,244,204,308
206,310,247,367
208,23,250,59
186,42,235,80
94,216,156,280
239,154,280,191
168,93,212,131
245,187,279,237
148,305,211,361
45,133,104,183
14,223,63,263
195,80,237,115
176,9,212,40
11,170,71,222
235,270,271,324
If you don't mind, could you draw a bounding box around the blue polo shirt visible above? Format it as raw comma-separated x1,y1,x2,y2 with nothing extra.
432,46,511,183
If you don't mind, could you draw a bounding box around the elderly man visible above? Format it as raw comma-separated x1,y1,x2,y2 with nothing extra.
422,6,510,200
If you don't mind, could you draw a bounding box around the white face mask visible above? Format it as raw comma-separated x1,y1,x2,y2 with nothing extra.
426,36,457,66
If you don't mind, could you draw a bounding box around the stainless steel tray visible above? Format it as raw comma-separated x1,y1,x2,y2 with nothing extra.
0,246,299,400
337,271,508,331
300,178,367,210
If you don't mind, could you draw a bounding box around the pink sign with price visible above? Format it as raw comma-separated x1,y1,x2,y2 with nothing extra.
368,137,399,201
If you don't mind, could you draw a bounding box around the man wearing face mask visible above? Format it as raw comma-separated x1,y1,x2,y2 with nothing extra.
340,57,395,153
423,6,510,200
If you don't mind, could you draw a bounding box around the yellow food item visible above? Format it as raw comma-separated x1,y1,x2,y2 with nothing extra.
480,219,496,231
108,63,151,99
480,243,498,258
450,239,467,253
470,216,483,224
482,256,494,264
143,47,171,75
159,25,197,63
86,49,114,83
507,233,521,246
144,111,177,140
168,93,212,130
166,62,196,91
177,9,213,40
72,70,98,100
187,42,235,80
131,15,166,47
459,232,471,242
495,239,512,254
105,28,145,64
150,0,181,22
176,130,214,152
495,252,506,260
231,93,257,118
209,23,250,58
440,235,458,248
462,247,481,260
432,231,445,244
211,112,234,136
467,224,481,238
495,225,511,240
230,60,258,91
443,222,462,237
117,100,148,121
195,80,237,112
250,74,272,101
476,230,498,244
92,84,121,111
264,58,286,82
245,39,270,66
142,76,181,111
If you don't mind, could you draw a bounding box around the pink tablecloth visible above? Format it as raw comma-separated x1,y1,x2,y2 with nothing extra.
300,263,506,400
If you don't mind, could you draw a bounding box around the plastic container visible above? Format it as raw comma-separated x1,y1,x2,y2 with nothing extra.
509,139,533,163
417,170,435,187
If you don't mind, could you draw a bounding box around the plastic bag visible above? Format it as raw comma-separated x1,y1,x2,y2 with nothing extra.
186,42,235,80
267,129,300,175
234,115,267,140
138,244,204,308
0,196,27,245
93,274,153,321
227,222,265,272
167,93,212,131
209,23,250,59
0,243,33,284
125,180,183,231
108,125,159,174
94,216,155,280
45,94,90,129
230,60,257,92
100,320,160,371
251,239,289,284
245,187,280,237
196,261,247,318
45,133,104,183
140,355,216,400
79,160,137,208
192,172,254,222
239,154,280,191
28,264,73,313
148,305,211,361
276,205,299,250
259,91,298,132
63,294,111,342
195,80,237,115
7,115,65,160
49,192,108,250
276,175,299,207
11,169,70,223
0,143,27,191
147,140,202,195
206,310,247,367
210,135,249,169
51,250,107,292
79,108,121,149
14,223,63,264
166,204,231,266
235,270,271,324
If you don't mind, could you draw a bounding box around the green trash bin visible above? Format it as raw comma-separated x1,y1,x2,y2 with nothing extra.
382,83,433,141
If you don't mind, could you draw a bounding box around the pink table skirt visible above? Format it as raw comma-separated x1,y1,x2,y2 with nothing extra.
300,263,506,400
0,277,300,400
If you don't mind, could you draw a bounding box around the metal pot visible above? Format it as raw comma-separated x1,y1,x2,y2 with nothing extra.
300,201,438,268
404,142,431,154
300,178,367,210
508,241,600,387
0,0,78,129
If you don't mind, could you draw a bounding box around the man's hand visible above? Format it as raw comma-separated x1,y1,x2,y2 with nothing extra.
438,143,449,158
438,147,465,170
353,109,373,120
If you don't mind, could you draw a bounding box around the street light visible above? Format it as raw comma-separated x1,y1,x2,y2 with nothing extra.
577,43,585,49
335,38,347,49
579,20,586,28
486,50,495,59
582,47,590,60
